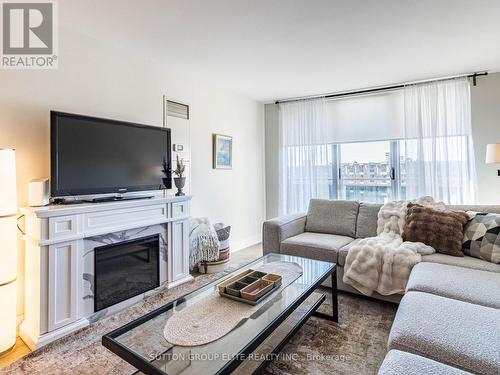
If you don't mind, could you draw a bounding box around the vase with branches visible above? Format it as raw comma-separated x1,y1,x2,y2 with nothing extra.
173,155,186,196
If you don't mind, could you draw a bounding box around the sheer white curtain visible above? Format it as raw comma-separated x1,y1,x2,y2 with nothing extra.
403,78,477,204
278,98,332,215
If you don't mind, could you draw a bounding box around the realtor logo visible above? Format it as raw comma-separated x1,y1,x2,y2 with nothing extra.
1,0,58,69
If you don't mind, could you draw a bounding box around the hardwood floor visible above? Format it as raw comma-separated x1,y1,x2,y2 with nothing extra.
0,243,263,370
0,337,30,369
230,242,263,264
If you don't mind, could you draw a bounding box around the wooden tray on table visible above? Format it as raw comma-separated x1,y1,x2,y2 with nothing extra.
217,269,282,305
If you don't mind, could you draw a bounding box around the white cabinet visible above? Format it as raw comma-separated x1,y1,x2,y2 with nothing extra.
171,200,189,218
47,240,80,331
168,219,190,286
20,196,192,350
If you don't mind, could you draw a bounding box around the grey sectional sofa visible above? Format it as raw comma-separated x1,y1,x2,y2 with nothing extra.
262,198,500,374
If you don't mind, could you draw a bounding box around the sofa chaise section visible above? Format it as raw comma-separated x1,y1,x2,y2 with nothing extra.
421,253,500,273
407,262,500,309
388,291,500,374
378,350,472,375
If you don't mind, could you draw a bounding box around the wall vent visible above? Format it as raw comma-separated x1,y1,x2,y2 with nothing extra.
166,100,189,120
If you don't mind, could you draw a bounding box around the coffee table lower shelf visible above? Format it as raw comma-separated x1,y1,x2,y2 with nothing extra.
231,292,326,375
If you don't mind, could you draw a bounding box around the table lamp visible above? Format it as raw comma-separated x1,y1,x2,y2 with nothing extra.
486,144,500,164
0,149,18,354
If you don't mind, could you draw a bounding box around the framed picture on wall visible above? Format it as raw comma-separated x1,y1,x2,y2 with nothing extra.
213,134,233,169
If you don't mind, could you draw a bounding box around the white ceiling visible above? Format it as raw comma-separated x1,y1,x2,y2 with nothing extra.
62,0,500,102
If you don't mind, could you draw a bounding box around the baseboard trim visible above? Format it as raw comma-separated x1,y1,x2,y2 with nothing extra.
18,324,36,351
20,319,89,351
167,275,194,289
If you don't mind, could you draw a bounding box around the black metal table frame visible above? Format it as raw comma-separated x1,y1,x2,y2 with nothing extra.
102,254,338,375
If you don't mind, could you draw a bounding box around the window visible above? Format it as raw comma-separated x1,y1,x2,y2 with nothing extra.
338,141,392,203
283,140,400,205
282,129,476,207
279,79,476,215
326,140,395,204
400,135,472,204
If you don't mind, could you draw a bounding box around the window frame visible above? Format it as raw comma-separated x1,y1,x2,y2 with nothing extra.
330,140,402,203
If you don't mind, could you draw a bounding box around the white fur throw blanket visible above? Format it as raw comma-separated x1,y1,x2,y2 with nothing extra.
343,196,445,296
189,218,220,270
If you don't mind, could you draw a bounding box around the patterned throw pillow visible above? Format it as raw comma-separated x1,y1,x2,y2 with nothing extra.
462,212,500,263
402,203,470,257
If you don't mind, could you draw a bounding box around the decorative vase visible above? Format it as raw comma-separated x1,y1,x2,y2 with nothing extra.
162,177,170,188
174,177,186,196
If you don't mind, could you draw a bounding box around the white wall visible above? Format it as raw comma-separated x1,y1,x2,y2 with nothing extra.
0,30,265,323
264,104,279,219
471,72,500,204
264,73,500,216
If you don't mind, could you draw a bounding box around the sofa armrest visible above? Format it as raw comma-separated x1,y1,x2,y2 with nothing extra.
262,213,307,255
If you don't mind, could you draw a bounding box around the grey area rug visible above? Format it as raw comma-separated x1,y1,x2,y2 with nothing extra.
2,274,397,375
263,289,397,375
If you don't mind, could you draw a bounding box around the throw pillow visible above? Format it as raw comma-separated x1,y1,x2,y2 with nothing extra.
214,223,231,250
355,202,382,238
305,199,359,237
402,203,469,257
462,212,500,263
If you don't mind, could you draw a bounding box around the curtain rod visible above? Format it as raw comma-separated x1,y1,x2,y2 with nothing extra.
274,72,488,105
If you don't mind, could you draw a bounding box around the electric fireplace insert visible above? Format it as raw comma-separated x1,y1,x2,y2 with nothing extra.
94,234,160,312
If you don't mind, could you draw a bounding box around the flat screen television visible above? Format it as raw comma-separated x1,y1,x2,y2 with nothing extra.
51,111,171,197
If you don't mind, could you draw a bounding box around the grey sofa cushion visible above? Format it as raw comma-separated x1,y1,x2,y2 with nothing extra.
378,350,471,375
388,291,500,374
356,203,381,238
422,253,500,273
407,262,500,309
305,199,359,237
337,238,362,266
280,232,354,263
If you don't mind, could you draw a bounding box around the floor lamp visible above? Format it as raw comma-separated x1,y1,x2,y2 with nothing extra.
0,149,18,354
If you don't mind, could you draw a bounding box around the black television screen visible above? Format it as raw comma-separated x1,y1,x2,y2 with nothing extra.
51,111,171,197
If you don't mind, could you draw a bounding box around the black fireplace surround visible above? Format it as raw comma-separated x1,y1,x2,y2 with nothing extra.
94,234,160,312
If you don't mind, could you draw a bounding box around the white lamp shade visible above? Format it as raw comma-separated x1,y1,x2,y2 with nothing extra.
0,149,17,216
0,149,17,283
0,216,18,285
486,144,500,164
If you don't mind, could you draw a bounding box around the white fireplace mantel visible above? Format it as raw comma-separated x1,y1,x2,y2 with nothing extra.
20,195,192,350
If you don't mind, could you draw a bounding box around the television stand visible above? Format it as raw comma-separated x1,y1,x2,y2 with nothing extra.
87,195,154,203
51,195,155,205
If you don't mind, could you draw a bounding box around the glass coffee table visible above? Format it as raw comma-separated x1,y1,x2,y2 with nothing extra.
102,253,337,375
